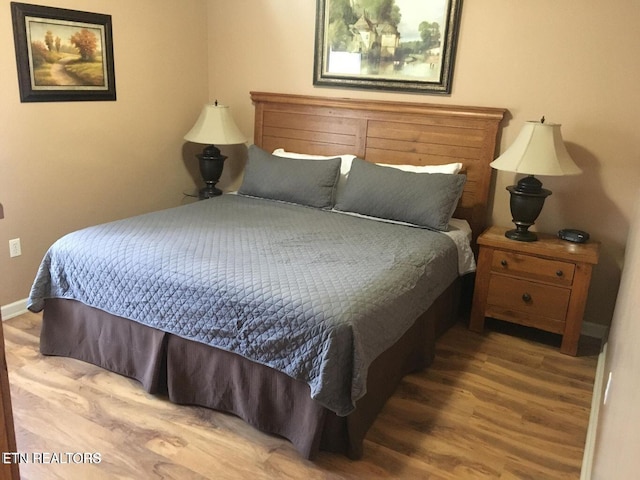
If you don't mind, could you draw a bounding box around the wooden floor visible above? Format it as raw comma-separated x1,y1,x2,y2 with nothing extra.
3,312,600,480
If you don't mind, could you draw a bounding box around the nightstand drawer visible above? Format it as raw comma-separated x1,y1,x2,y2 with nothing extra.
491,251,575,286
486,275,571,322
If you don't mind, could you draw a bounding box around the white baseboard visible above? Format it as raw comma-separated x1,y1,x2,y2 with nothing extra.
1,298,29,320
581,340,608,479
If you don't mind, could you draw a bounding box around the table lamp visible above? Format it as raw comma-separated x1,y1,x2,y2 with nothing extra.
490,118,582,242
184,101,246,198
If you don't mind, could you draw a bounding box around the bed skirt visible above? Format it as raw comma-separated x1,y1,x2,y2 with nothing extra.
39,278,461,460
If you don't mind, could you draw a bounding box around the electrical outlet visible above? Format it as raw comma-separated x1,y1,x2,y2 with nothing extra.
9,238,21,258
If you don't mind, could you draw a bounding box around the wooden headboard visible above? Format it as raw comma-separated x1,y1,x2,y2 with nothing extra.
250,91,506,244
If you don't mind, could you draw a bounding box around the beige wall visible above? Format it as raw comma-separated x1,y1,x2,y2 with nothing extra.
0,0,209,306
209,0,640,328
2,0,639,331
591,188,640,478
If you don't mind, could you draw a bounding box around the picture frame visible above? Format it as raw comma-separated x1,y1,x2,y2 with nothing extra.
314,0,463,95
10,2,116,102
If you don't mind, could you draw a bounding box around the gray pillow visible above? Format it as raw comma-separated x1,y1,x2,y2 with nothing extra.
238,145,341,209
335,158,466,231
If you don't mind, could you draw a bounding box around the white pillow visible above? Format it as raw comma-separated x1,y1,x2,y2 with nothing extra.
272,148,461,175
271,149,463,206
272,148,355,176
375,162,463,174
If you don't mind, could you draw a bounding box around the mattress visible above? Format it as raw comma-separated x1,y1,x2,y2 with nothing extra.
29,194,459,415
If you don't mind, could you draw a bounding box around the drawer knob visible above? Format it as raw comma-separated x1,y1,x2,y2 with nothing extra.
500,259,508,267
556,270,564,277
522,293,532,303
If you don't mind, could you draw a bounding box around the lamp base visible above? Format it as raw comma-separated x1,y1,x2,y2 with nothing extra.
197,144,226,198
505,175,552,242
505,226,539,242
199,185,222,199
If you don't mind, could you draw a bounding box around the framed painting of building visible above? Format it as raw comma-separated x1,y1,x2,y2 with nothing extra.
10,2,116,102
314,0,463,94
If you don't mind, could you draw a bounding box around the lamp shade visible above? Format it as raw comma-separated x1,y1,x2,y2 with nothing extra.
184,103,246,145
490,121,581,176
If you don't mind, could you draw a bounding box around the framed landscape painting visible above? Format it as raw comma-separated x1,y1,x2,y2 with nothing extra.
10,2,116,102
314,0,463,94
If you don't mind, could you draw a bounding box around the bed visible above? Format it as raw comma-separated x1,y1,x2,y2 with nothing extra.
28,92,505,459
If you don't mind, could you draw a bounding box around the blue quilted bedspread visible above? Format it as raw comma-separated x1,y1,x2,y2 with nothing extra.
28,194,458,415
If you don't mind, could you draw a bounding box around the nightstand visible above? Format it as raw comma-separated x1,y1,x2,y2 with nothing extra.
469,226,600,355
